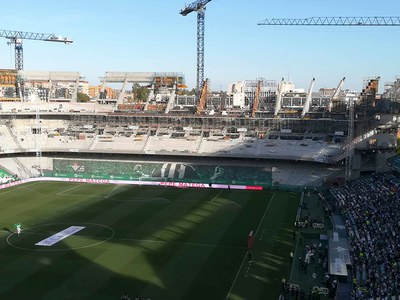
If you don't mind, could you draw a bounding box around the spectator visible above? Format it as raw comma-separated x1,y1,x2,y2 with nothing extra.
330,173,400,299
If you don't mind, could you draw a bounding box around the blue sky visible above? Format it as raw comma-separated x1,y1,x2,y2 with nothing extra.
0,0,399,92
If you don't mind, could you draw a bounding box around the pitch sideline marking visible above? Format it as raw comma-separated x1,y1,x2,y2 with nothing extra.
104,184,123,198
103,185,172,203
225,192,276,300
56,183,86,196
210,190,223,202
105,197,171,203
20,184,46,196
0,182,40,196
51,193,105,199
210,190,242,208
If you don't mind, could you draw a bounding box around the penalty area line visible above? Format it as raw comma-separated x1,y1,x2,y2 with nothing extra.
104,184,123,199
56,183,86,195
0,182,40,196
210,190,223,202
225,192,276,300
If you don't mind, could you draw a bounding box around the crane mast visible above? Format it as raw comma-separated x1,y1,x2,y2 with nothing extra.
180,0,212,103
252,80,262,118
197,78,209,114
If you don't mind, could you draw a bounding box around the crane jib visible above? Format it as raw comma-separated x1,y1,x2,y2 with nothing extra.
0,29,72,71
257,16,400,26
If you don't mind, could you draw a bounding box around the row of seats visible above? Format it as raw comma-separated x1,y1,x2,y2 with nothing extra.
0,119,343,162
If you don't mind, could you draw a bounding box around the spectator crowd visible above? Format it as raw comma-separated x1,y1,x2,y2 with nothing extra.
330,173,400,299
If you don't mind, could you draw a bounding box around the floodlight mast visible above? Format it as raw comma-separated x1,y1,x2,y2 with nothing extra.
180,0,212,102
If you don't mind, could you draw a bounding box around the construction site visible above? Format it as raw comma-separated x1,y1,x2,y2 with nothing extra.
0,2,399,299
0,17,399,182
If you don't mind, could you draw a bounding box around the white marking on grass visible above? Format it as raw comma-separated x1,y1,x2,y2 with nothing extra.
225,192,276,300
0,182,39,196
20,185,45,196
109,236,246,249
210,190,242,208
103,185,171,203
56,183,85,195
225,199,242,208
7,224,245,251
105,196,171,203
290,229,302,281
104,184,123,199
55,194,104,198
7,222,115,252
210,190,223,202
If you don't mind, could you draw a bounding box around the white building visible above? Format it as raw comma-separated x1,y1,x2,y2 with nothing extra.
226,79,277,109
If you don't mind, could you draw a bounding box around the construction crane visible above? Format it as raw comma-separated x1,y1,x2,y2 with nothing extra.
258,16,400,182
257,16,400,26
251,80,262,118
0,29,73,70
328,77,346,112
180,0,212,102
197,78,209,114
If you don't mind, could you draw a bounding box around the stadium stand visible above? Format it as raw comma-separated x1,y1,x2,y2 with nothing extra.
51,158,273,185
0,118,344,163
330,173,400,299
0,166,16,183
47,157,343,188
0,157,52,179
387,155,400,172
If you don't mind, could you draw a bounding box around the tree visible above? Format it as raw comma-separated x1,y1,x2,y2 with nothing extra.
77,92,90,102
132,83,149,102
178,88,196,96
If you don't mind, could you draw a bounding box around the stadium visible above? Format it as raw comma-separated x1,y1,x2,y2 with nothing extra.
1,3,400,300
0,70,398,300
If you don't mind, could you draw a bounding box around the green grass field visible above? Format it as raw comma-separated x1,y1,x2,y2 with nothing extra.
0,181,300,299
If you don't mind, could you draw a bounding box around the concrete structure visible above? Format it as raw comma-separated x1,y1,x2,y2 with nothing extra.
226,79,277,110
19,71,83,102
99,72,185,108
382,77,400,101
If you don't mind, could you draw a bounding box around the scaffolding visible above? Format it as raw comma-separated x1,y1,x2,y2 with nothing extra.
345,98,354,182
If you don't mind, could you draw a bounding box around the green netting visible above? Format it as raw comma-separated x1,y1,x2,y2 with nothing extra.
0,168,12,178
52,159,272,186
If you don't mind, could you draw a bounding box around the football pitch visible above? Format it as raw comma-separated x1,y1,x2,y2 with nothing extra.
0,181,300,299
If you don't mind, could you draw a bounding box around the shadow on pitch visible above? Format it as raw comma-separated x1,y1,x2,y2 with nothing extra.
2,227,13,233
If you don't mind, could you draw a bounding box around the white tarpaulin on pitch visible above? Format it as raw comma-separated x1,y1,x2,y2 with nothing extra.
35,226,85,247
